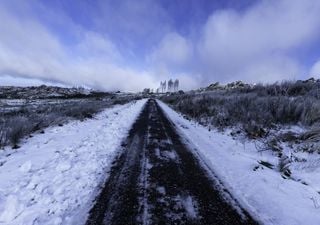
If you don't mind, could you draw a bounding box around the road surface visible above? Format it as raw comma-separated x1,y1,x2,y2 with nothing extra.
86,99,257,225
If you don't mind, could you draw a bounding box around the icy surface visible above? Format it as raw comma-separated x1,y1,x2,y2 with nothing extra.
158,100,320,225
0,99,147,225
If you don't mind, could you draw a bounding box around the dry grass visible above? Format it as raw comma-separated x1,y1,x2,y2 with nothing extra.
160,80,320,153
0,95,141,149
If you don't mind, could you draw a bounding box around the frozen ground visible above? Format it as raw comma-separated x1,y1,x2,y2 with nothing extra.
0,99,147,225
1,98,319,225
158,100,320,225
86,99,255,225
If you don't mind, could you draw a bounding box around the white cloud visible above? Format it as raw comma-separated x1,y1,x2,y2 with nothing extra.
145,0,320,88
173,73,202,90
0,5,157,91
238,55,302,83
310,61,320,78
75,31,121,62
0,75,68,87
197,0,320,83
150,32,192,67
147,32,199,90
1,0,320,91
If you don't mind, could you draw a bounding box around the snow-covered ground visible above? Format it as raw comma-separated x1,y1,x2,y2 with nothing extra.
158,100,320,225
0,99,147,225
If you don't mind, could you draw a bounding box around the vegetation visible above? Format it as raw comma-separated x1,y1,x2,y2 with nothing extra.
0,94,141,149
160,79,320,152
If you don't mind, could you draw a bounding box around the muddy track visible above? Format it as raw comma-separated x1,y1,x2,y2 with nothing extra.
86,99,257,225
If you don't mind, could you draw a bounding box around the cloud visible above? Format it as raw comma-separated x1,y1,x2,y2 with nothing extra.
147,32,203,90
1,0,320,91
148,32,193,76
310,61,320,78
0,3,157,91
197,0,320,83
150,32,192,66
75,31,121,62
145,0,320,88
0,75,68,87
94,0,172,54
172,73,202,90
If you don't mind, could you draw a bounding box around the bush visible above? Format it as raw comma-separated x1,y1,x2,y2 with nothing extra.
7,116,30,148
0,95,139,149
160,80,320,136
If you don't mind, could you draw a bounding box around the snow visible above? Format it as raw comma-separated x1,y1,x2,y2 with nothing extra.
0,99,147,225
158,100,320,225
181,195,198,219
156,186,166,195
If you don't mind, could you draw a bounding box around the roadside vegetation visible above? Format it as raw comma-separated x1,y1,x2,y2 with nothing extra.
160,78,320,155
0,92,141,149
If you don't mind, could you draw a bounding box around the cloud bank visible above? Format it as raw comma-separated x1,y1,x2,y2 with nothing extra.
0,1,158,91
197,0,320,83
0,0,320,91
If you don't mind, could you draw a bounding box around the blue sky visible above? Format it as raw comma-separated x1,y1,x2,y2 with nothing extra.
0,0,320,91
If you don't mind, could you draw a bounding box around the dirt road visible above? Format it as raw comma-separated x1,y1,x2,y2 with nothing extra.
86,99,257,225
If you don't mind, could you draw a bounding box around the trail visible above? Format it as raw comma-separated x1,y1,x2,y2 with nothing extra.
86,99,257,225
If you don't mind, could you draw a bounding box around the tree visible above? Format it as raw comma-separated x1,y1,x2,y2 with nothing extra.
168,79,173,92
163,80,167,93
174,79,179,92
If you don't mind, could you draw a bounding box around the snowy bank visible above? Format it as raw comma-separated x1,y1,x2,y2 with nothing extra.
158,100,320,225
0,99,147,225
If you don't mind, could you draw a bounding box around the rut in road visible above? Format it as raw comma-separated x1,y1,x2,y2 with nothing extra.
86,99,257,225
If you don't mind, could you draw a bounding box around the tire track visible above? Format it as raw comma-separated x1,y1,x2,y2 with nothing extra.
86,99,257,225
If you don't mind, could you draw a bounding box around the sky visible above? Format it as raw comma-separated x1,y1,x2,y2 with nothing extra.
0,0,320,91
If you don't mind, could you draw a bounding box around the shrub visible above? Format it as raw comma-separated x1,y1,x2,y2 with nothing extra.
160,80,320,138
0,95,138,149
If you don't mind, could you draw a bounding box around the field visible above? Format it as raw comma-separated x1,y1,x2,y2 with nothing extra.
1,83,320,225
160,79,320,154
0,86,142,148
